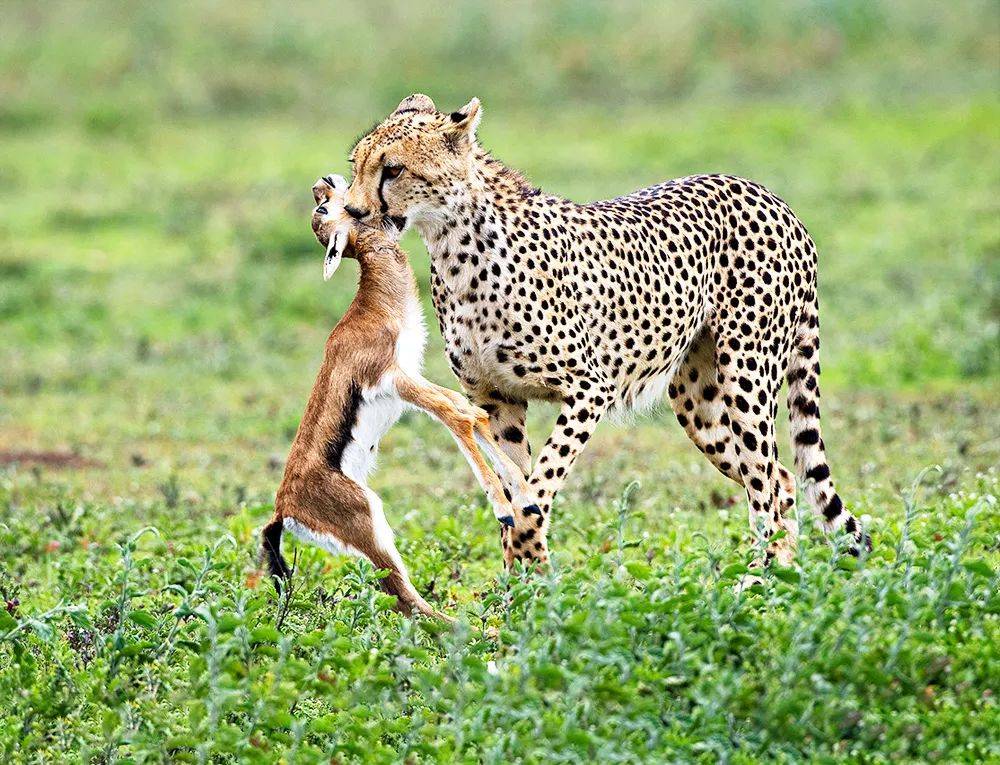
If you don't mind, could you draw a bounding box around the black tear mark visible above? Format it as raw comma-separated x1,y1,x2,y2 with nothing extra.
377,175,389,214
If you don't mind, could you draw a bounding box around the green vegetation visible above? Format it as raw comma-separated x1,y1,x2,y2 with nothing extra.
1,1,997,762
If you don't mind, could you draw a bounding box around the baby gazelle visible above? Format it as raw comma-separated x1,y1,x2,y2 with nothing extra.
260,175,528,617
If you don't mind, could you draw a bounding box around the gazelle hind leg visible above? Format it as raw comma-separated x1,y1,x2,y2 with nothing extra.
468,392,534,561
282,471,437,617
433,385,532,504
472,427,533,507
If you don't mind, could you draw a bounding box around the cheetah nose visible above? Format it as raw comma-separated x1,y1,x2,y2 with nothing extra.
344,204,368,220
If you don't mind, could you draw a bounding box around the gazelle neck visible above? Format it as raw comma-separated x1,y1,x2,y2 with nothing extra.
352,243,418,323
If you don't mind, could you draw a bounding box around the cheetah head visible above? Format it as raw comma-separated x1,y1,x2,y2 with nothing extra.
344,93,482,234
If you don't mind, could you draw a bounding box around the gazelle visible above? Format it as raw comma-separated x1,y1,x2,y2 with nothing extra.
260,174,529,617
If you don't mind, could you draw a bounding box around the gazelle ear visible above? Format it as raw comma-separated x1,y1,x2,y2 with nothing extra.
394,93,437,114
447,97,481,139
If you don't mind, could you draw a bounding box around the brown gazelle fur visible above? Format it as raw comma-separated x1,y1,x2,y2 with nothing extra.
260,175,529,617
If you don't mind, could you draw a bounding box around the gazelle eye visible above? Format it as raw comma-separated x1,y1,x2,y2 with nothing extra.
381,164,403,181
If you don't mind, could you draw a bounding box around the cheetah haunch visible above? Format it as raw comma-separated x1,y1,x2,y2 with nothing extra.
341,93,869,568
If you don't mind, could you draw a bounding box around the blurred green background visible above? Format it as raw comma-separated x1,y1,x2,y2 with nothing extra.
0,0,1000,497
1,0,996,474
1,0,997,492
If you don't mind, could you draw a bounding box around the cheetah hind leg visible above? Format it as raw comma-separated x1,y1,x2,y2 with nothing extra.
668,330,798,568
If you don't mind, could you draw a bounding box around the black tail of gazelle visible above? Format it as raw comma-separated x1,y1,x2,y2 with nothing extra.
260,514,291,591
260,498,446,619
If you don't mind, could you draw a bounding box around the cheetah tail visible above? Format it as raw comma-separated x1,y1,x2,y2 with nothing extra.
786,301,864,546
260,513,291,592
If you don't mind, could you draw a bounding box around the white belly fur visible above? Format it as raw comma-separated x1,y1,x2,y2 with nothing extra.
341,292,426,484
285,296,427,568
283,516,365,560
395,292,428,378
340,394,404,485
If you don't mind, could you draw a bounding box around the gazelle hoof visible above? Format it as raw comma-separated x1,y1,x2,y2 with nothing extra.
524,504,543,516
498,515,515,528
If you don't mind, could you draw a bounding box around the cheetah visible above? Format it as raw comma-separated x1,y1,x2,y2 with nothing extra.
341,93,869,568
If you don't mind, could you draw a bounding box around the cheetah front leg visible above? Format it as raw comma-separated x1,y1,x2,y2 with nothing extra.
508,384,611,568
466,392,538,558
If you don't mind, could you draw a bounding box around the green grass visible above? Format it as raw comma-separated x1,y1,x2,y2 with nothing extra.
1,476,997,763
1,1,999,762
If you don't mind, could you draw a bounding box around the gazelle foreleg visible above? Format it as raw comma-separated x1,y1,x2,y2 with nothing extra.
394,372,526,527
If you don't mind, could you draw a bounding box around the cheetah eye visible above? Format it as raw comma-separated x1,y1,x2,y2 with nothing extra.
381,164,403,181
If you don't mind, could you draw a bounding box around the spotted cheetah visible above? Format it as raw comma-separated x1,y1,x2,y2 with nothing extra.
342,93,869,568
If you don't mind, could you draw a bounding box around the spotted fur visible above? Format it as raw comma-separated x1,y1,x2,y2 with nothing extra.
343,94,869,567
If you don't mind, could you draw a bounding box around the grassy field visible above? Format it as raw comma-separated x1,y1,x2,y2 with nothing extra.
1,1,999,762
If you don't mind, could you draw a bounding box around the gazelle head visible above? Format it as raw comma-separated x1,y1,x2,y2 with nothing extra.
311,174,354,281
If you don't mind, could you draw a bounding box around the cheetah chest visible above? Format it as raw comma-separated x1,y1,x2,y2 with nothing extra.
431,278,493,383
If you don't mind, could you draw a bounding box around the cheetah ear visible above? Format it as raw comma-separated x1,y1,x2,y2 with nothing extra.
394,93,437,114
446,97,481,141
